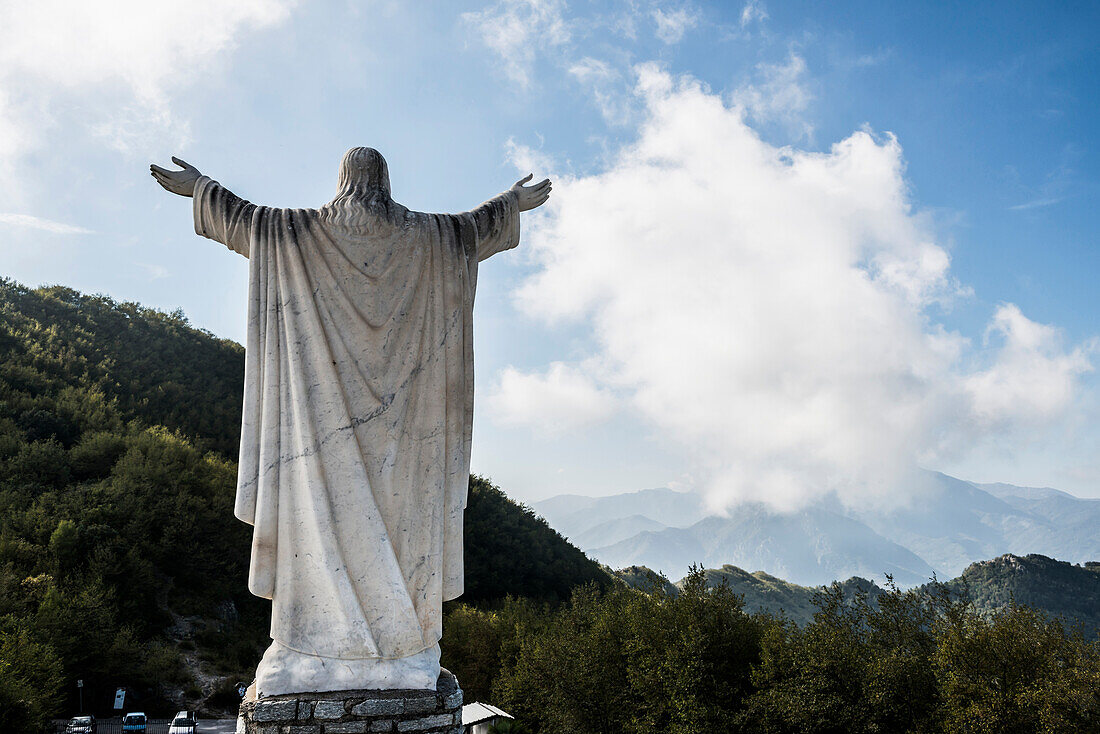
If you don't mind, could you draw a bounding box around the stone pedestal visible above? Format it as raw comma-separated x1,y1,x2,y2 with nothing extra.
237,669,463,734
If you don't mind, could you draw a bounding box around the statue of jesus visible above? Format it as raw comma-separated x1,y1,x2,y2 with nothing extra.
151,148,550,696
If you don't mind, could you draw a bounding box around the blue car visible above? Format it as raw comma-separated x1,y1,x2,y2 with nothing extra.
122,712,147,733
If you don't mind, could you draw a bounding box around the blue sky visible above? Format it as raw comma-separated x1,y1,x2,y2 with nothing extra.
0,1,1096,504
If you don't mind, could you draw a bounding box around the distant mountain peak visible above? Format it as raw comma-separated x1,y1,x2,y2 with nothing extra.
612,554,1100,635
536,473,1100,589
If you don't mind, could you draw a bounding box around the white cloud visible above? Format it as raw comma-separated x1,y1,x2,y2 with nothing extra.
568,57,635,125
462,0,570,87
0,88,33,163
487,362,618,435
732,52,814,139
568,57,617,84
139,263,171,281
0,213,91,235
740,0,768,27
966,304,1095,428
0,0,293,194
652,7,700,45
0,1,291,99
1009,197,1062,211
505,138,558,178
512,64,1096,511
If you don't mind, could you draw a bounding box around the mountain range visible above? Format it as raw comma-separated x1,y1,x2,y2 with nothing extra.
614,554,1100,634
534,471,1100,587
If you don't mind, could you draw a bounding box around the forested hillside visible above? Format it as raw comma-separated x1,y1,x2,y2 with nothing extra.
443,569,1100,733
613,555,1100,635
943,554,1100,634
0,279,257,730
0,279,245,457
689,565,883,627
3,278,1099,734
0,279,608,732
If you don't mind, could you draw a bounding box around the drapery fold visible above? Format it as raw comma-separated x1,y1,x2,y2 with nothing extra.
194,176,519,660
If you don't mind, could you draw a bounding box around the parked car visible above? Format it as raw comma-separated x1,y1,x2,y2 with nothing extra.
168,710,198,734
121,712,147,733
64,715,96,734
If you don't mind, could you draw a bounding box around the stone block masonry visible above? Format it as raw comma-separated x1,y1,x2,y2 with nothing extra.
237,669,463,734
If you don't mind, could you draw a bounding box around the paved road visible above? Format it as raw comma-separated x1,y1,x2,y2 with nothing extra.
52,721,239,734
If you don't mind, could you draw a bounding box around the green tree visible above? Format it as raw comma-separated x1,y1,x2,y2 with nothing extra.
493,571,765,734
441,597,551,703
628,568,763,734
861,581,942,732
463,475,611,604
744,585,873,733
0,622,65,734
934,600,1100,733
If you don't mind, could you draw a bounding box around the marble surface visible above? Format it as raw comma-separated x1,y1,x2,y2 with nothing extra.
152,148,549,696
255,641,442,697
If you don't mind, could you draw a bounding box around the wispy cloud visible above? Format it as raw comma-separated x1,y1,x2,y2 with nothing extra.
1004,154,1077,213
505,137,558,177
0,0,294,195
731,51,814,140
568,57,637,125
0,212,91,234
1009,197,1062,211
138,263,170,280
740,0,767,27
462,0,570,87
487,362,618,435
844,48,893,69
653,6,700,45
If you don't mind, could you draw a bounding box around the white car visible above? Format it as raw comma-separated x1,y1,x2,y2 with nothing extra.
167,711,197,734
64,716,96,734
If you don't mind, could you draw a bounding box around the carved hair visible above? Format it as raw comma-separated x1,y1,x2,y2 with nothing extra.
319,147,394,229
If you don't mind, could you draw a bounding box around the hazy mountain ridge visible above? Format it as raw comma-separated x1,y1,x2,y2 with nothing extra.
536,487,708,541
614,554,1100,633
535,471,1100,587
571,514,669,550
589,507,935,587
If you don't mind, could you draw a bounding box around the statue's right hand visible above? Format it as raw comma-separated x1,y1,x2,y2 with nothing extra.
150,156,202,197
511,173,552,212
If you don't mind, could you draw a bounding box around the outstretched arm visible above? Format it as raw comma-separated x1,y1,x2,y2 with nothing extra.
150,157,202,197
151,156,257,257
466,174,551,262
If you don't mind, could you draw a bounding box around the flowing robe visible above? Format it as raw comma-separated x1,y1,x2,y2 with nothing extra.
193,176,519,673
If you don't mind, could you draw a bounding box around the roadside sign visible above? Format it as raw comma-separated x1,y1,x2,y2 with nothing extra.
114,688,126,709
76,679,83,688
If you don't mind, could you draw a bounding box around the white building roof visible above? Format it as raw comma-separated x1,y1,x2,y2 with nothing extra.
462,701,514,726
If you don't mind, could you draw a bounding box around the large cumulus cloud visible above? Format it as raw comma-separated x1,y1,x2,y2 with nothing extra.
499,65,1094,510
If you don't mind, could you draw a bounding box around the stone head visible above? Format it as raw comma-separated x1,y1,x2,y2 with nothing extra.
336,147,391,200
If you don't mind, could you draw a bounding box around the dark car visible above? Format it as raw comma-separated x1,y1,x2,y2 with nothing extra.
65,715,96,734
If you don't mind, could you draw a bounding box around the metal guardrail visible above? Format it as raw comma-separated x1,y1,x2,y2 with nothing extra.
51,720,182,734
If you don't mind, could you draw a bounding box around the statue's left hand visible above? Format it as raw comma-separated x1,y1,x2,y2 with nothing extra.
511,174,552,212
150,156,202,197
